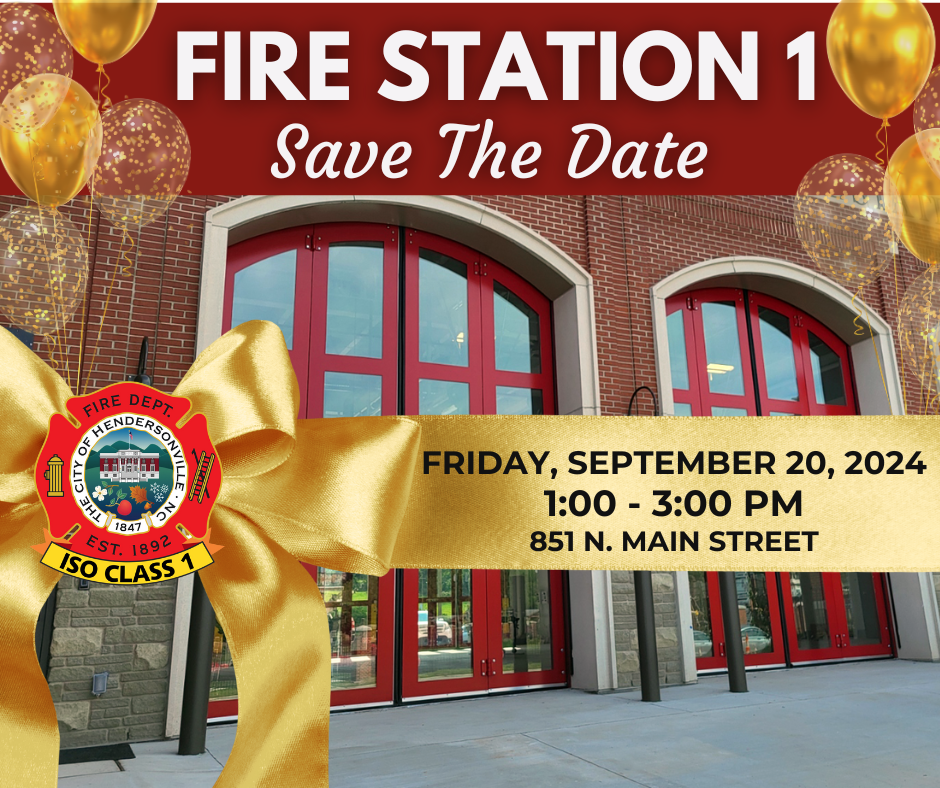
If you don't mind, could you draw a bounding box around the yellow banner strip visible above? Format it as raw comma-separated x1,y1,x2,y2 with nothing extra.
41,542,213,584
384,415,940,573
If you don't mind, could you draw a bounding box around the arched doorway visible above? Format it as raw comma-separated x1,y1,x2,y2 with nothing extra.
207,222,568,717
666,285,893,670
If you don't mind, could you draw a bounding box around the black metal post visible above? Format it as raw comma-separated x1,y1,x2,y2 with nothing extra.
130,337,152,385
717,571,748,693
633,570,661,702
178,574,216,755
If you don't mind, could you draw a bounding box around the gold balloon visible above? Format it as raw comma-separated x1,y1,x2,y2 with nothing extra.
0,81,102,209
795,154,895,288
94,99,191,231
0,3,74,134
53,0,158,66
0,206,88,337
885,132,940,267
827,0,935,119
898,267,940,396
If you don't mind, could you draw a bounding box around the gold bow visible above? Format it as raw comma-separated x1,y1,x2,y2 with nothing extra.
0,321,421,787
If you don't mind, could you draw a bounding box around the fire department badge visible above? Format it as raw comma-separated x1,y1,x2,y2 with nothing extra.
34,383,222,584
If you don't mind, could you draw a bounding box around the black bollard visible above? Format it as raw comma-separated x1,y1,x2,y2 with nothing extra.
634,570,661,702
178,574,216,754
717,571,748,693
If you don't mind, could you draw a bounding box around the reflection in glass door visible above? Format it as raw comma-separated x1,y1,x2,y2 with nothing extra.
690,571,787,670
318,568,395,705
487,569,566,690
402,569,489,699
401,568,566,699
782,572,892,662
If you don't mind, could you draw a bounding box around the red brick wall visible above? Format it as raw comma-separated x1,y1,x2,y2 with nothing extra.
10,194,929,417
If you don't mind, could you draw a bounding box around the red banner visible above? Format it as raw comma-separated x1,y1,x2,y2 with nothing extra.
8,3,926,195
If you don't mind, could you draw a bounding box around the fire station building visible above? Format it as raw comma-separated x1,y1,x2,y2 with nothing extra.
17,193,939,749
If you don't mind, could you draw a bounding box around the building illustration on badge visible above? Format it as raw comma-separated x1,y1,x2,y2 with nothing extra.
33,383,223,585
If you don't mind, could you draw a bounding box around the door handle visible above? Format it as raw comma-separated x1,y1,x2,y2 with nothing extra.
480,659,488,677
719,642,725,657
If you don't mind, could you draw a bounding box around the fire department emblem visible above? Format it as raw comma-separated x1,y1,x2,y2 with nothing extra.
34,383,222,584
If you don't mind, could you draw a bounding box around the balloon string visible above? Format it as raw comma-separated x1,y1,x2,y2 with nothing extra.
83,229,133,395
853,290,891,409
77,173,97,395
875,118,890,166
49,209,72,390
97,64,112,112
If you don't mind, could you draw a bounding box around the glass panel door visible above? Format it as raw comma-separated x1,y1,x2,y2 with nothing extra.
405,231,484,415
694,572,787,670
833,573,892,657
485,569,567,689
401,568,489,699
308,224,399,418
223,228,313,414
748,293,809,416
685,289,758,416
781,572,842,662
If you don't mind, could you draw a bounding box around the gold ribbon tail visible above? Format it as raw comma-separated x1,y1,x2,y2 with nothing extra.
0,329,74,787
173,321,422,788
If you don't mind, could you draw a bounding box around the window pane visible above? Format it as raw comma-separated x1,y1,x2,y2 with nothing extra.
501,570,553,674
673,402,693,417
736,573,775,656
667,309,689,390
689,572,713,658
758,307,799,401
808,332,847,405
711,406,748,417
419,250,468,367
419,379,469,415
494,281,541,373
496,386,543,415
319,569,380,690
325,242,384,358
418,569,473,682
232,251,296,349
841,573,883,647
701,301,745,395
324,372,381,418
790,572,831,650
769,412,798,417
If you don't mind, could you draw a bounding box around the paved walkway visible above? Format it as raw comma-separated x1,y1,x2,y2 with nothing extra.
59,660,940,787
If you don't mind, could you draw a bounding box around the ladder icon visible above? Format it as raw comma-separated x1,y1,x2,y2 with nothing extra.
188,451,216,504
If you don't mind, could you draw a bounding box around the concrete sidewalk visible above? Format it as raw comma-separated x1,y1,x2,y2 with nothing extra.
59,660,940,787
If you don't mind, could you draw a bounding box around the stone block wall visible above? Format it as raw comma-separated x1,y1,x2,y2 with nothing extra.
49,575,177,748
610,571,685,688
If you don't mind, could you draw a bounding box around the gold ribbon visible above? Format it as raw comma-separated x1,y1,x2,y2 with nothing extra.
0,321,421,788
4,320,940,786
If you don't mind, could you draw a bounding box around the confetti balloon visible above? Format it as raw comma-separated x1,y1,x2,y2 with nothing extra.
898,267,940,395
54,0,158,66
795,154,895,289
0,205,88,337
913,66,940,180
827,0,935,120
93,99,191,231
0,3,73,134
885,133,940,267
0,80,102,209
